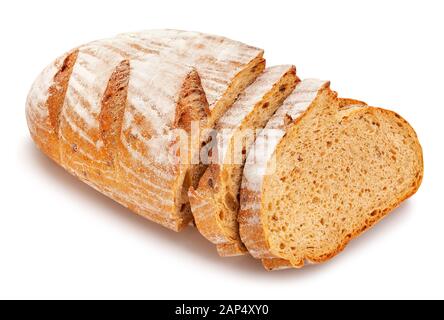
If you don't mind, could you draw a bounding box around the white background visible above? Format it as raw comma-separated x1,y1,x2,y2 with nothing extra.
1,0,443,300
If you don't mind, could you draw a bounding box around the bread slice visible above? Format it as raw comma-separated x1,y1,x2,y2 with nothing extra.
26,30,265,231
189,65,299,256
239,80,423,269
260,98,367,271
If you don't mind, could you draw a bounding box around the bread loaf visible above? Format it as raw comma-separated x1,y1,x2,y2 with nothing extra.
26,30,265,231
188,65,298,256
239,80,423,269
26,30,423,269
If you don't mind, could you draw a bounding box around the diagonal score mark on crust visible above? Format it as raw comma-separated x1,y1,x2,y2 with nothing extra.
49,50,79,135
174,68,211,229
99,59,131,163
25,49,79,162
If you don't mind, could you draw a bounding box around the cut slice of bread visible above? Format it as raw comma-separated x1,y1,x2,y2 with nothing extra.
189,65,299,256
239,80,423,269
261,98,367,271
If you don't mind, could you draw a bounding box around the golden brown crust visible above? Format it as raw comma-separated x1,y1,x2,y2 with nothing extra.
261,258,296,271
216,242,248,257
238,188,274,258
338,98,367,108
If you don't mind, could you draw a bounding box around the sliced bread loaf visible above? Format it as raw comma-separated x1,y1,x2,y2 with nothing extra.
189,65,299,256
239,80,423,269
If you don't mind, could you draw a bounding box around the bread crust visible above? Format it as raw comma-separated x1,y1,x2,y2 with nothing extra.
26,30,264,231
189,165,230,243
262,258,295,271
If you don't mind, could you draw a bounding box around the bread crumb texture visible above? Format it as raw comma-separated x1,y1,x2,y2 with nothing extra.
240,82,423,269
